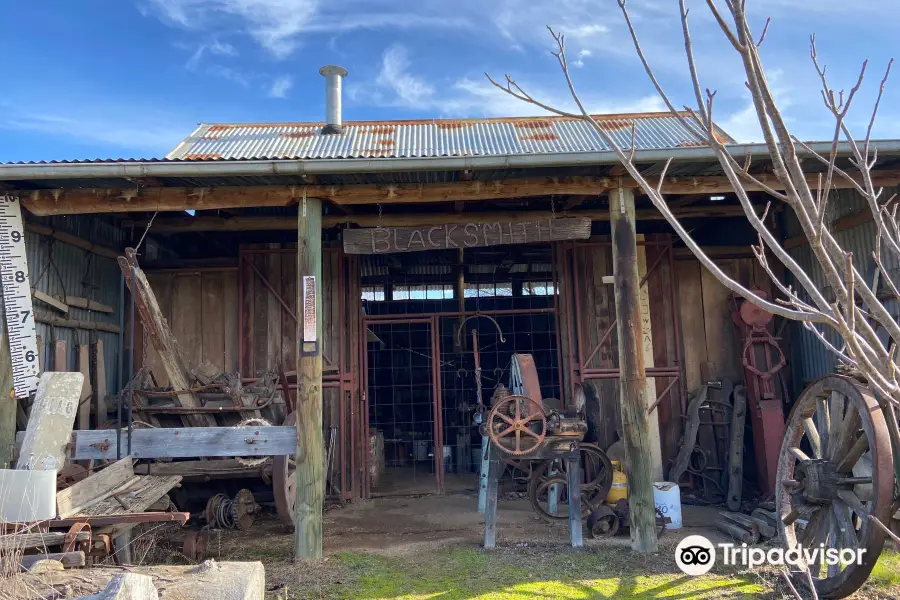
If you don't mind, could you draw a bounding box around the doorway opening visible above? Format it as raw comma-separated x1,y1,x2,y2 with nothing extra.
361,245,561,497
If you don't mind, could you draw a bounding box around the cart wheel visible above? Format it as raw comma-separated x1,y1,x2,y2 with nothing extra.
273,412,297,527
587,504,620,537
776,375,894,598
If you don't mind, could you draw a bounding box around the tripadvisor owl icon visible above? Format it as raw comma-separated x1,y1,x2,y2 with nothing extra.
675,535,716,575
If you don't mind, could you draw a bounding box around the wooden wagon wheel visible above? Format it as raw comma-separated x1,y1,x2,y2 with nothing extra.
487,394,547,456
527,444,613,522
273,412,297,527
776,375,894,599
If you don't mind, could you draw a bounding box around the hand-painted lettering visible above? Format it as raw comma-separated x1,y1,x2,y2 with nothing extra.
427,226,442,248
372,228,391,253
463,223,479,247
445,225,459,248
483,222,503,246
407,229,426,250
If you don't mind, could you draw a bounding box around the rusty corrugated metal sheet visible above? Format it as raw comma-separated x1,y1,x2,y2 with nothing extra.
785,186,900,390
25,214,125,399
166,113,724,161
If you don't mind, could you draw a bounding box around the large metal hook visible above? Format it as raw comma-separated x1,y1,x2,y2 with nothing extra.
454,313,506,348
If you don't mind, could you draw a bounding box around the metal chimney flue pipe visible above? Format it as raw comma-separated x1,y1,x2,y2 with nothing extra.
319,65,348,135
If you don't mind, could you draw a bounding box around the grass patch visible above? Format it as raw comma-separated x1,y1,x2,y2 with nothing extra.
272,546,765,599
869,549,900,588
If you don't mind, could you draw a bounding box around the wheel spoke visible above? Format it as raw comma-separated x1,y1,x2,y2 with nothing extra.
837,489,869,517
515,399,521,420
515,428,521,451
836,433,869,473
790,447,812,462
827,509,842,578
803,417,822,458
831,405,862,463
522,427,543,440
801,506,827,546
816,397,831,460
832,502,858,551
498,425,515,438
496,412,515,426
521,412,542,425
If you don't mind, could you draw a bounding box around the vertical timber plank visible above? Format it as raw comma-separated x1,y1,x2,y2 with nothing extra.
676,261,707,394
171,274,202,370
636,236,663,481
222,270,239,373
201,272,226,372
295,196,324,559
701,261,740,382
76,345,91,431
142,274,171,387
93,340,107,424
553,243,573,404
610,185,658,553
54,340,67,372
267,244,283,374
282,249,297,379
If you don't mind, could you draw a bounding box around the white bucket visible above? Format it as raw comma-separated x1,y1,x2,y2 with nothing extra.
653,481,682,529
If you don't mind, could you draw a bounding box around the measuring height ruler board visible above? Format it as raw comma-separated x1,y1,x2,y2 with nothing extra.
0,195,39,398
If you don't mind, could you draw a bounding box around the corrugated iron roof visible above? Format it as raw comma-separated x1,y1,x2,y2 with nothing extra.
166,113,730,161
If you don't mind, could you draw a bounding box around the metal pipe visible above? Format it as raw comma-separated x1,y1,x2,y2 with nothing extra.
366,307,554,321
319,65,348,134
127,264,135,455
3,140,895,180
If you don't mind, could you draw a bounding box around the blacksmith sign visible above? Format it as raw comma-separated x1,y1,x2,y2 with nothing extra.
342,217,592,254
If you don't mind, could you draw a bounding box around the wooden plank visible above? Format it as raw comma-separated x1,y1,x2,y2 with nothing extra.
54,340,67,371
295,196,324,559
20,551,86,570
24,172,900,215
75,474,181,518
64,296,115,313
676,261,708,394
222,269,239,373
252,253,268,375
701,261,740,381
57,456,134,518
171,274,202,369
22,223,120,259
342,218,591,254
118,250,215,427
141,273,171,387
17,372,83,471
127,205,754,231
609,185,658,553
35,313,121,334
1,531,90,551
267,245,283,375
201,272,226,372
281,250,296,379
72,426,296,460
554,244,572,405
636,236,663,482
33,290,69,314
76,345,92,430
93,340,108,422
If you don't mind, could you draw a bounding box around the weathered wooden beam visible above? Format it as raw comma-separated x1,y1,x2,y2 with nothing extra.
76,344,92,431
342,218,592,254
23,222,120,259
609,184,659,553
123,205,750,233
66,296,115,313
118,249,214,427
35,312,122,334
17,372,83,471
296,196,324,559
93,340,108,422
20,551,86,570
33,290,69,314
70,426,296,460
21,171,900,216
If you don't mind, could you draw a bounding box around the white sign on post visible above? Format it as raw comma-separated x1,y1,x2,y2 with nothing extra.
0,194,40,398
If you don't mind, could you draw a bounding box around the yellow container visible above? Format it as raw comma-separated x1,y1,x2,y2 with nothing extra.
606,460,629,504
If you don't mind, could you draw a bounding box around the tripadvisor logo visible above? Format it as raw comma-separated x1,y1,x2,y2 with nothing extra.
675,534,866,575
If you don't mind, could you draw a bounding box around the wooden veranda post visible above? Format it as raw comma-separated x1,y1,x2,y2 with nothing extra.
0,300,14,468
610,184,659,553
295,195,324,559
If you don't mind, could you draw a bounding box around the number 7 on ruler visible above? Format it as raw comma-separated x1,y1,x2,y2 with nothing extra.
0,195,39,398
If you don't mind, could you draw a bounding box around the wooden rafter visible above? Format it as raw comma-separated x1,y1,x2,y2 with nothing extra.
122,205,752,232
18,169,900,216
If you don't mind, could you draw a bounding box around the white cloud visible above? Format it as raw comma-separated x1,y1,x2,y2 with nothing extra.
207,65,250,86
376,45,436,108
268,75,293,99
359,45,667,119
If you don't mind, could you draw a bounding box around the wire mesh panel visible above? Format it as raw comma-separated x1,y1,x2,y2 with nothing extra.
366,321,438,494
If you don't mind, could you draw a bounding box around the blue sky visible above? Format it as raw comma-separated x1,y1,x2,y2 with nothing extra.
0,1,896,162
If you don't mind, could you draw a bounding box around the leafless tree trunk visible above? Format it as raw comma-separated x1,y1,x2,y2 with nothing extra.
487,0,898,570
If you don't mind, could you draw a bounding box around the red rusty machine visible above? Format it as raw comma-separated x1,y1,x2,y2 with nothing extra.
730,288,787,495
